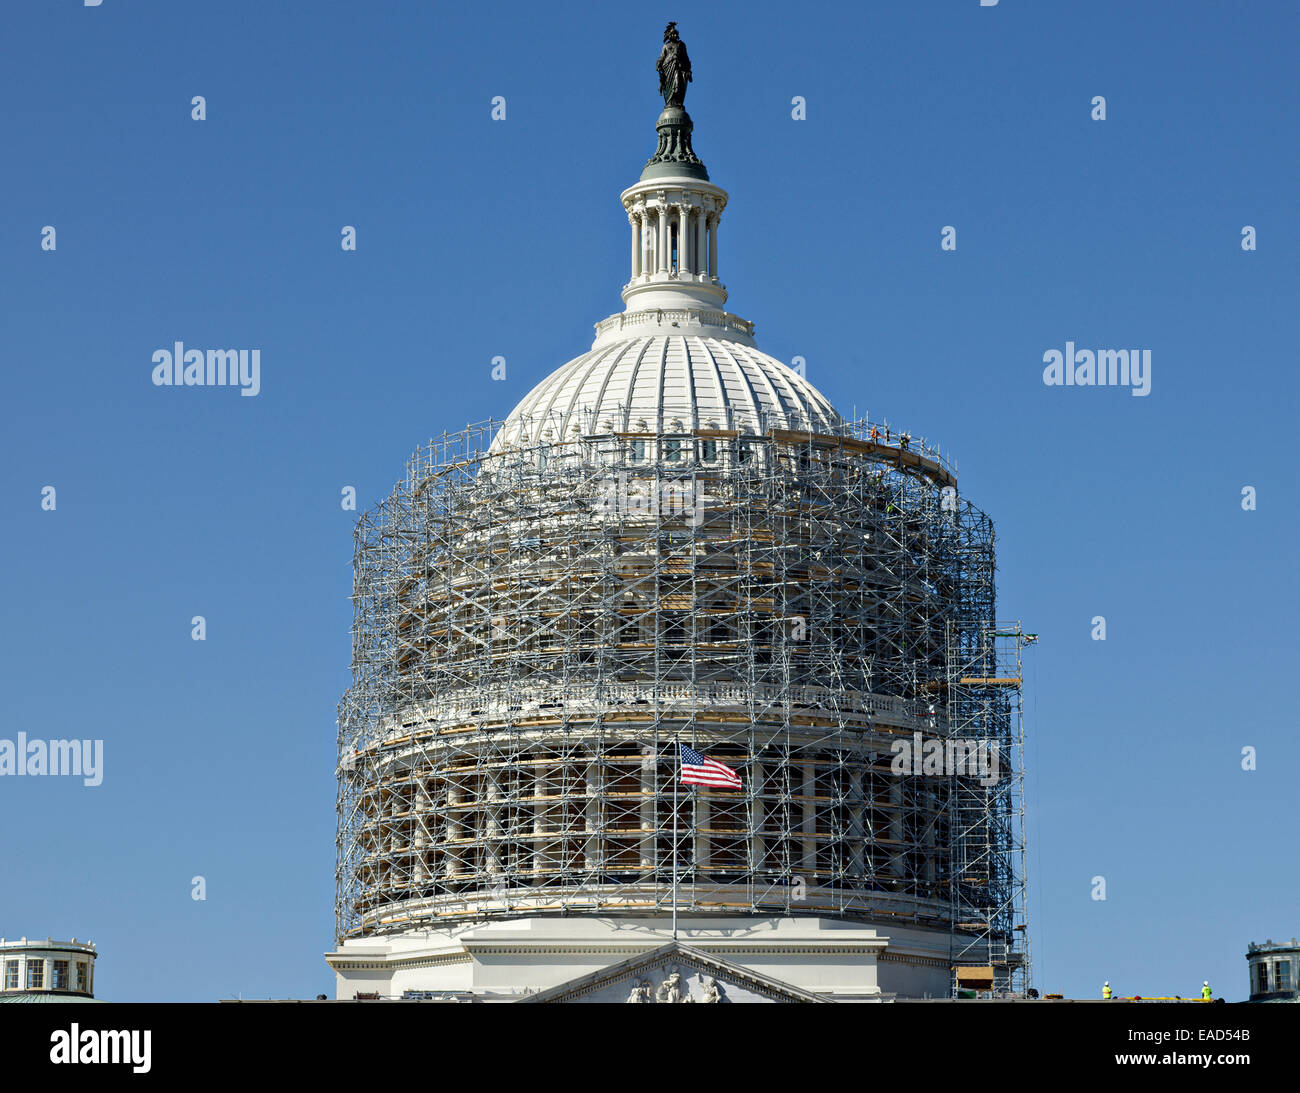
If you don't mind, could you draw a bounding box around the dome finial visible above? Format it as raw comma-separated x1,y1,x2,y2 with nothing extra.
644,23,707,181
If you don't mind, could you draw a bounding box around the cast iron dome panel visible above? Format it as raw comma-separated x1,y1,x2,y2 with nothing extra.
488,335,842,452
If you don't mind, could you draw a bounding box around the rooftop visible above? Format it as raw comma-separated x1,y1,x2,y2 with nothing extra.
0,937,97,955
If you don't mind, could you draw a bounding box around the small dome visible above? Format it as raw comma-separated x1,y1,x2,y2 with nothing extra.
490,334,841,452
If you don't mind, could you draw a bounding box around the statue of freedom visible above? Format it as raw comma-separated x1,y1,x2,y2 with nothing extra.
657,22,692,109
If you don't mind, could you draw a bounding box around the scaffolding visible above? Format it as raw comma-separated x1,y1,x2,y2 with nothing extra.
946,621,1032,998
335,409,1030,994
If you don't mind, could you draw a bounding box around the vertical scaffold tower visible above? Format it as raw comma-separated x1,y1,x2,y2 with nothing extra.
946,621,1033,997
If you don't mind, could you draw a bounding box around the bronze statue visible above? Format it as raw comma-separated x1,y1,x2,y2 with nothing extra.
657,22,692,108
642,21,707,180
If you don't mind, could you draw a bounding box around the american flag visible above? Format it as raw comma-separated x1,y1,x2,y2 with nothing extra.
679,743,742,789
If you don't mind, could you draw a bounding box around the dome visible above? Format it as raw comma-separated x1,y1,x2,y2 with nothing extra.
336,25,1026,1005
489,334,842,452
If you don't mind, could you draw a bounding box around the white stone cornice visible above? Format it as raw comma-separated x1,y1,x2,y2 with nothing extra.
593,306,751,349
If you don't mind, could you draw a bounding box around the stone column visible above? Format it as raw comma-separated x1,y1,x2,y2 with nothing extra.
584,754,603,871
533,757,548,880
630,211,640,280
707,214,718,280
388,786,402,855
889,777,904,878
849,765,865,879
413,781,430,846
412,780,430,885
924,784,937,887
446,778,462,880
801,759,818,874
657,205,669,273
485,766,501,876
677,204,689,275
639,747,656,871
694,789,710,874
695,207,707,280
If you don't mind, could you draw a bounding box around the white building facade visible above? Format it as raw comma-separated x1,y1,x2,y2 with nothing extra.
1247,938,1299,1002
0,937,97,1001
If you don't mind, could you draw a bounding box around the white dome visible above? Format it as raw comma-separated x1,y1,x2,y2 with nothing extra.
490,334,842,451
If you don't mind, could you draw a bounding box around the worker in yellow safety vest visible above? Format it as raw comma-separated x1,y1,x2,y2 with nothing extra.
1102,981,1112,999
1201,981,1212,1000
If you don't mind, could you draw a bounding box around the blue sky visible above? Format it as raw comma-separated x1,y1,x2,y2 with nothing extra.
1,0,1296,1002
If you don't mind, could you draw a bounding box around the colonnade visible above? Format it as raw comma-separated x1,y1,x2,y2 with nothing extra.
628,200,718,281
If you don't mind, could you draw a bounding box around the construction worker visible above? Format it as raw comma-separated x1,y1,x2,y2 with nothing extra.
900,432,911,451
869,426,880,442
1201,980,1212,1001
1102,980,1112,1000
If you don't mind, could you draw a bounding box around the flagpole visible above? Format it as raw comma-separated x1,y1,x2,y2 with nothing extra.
672,735,678,941
690,783,697,919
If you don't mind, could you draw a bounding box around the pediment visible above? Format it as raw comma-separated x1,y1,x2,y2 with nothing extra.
520,942,828,1003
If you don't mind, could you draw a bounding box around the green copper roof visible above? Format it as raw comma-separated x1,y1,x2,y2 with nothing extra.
0,992,105,1003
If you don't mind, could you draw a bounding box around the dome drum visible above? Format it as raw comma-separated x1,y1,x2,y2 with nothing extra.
338,420,998,942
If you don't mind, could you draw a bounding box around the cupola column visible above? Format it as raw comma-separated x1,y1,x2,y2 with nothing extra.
694,207,706,280
678,204,690,275
629,211,641,279
657,204,669,274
